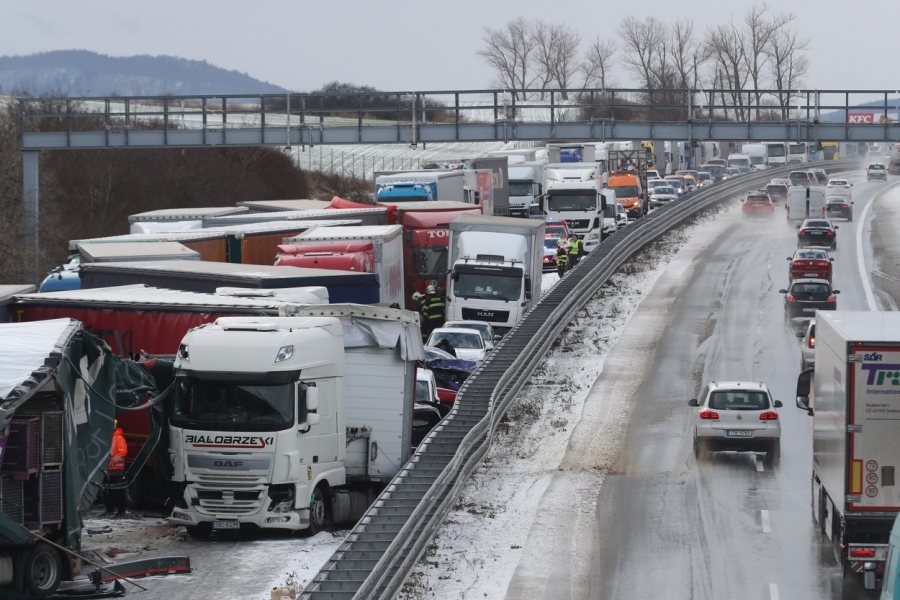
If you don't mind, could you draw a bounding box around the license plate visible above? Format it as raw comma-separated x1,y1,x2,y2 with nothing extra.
803,273,819,277
809,231,823,235
802,307,816,312
212,520,240,530
726,430,752,437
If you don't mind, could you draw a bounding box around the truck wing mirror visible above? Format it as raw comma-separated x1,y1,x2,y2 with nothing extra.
306,386,319,411
796,368,813,415
306,413,321,426
524,276,532,300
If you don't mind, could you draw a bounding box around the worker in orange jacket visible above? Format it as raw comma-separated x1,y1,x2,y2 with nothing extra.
102,419,128,517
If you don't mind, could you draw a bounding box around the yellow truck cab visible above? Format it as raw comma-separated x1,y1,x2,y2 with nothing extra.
607,173,645,218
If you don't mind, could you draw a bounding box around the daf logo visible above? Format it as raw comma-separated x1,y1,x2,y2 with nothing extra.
213,460,244,468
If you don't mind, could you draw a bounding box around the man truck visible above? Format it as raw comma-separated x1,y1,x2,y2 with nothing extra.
796,311,900,590
445,215,544,333
166,305,424,537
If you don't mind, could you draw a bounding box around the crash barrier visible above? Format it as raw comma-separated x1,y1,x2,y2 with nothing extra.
302,159,860,599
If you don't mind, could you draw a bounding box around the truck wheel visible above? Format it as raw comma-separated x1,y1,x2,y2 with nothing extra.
185,523,212,540
306,485,329,536
22,543,62,597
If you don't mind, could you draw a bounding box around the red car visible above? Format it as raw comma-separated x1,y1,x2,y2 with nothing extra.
788,249,833,282
742,192,775,217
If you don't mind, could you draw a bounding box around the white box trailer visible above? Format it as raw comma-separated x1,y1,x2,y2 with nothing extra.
786,186,826,220
128,206,249,234
281,225,405,307
78,241,201,263
797,311,900,587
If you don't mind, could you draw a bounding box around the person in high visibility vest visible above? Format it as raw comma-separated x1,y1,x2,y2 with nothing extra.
102,419,128,517
555,239,569,278
419,285,446,341
567,235,583,269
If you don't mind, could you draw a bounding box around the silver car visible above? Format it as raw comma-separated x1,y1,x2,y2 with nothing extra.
689,381,782,462
649,186,679,208
797,320,815,371
426,328,487,362
443,320,501,351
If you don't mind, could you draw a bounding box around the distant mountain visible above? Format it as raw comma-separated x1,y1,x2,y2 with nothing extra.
0,50,289,97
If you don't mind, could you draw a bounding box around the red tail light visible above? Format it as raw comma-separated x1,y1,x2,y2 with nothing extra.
808,335,815,349
699,410,719,420
827,295,836,302
759,411,779,420
799,230,806,235
816,261,829,267
786,294,796,302
850,549,876,558
826,231,834,236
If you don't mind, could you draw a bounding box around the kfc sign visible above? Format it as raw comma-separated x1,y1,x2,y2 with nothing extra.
848,113,875,124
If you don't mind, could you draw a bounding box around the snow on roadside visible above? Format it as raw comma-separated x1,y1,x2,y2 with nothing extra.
399,203,740,599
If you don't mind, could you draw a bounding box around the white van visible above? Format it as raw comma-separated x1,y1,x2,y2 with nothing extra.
786,186,826,221
727,153,752,172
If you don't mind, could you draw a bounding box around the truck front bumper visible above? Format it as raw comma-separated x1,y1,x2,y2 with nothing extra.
169,507,309,531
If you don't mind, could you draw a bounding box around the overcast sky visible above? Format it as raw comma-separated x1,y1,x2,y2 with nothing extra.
3,0,897,93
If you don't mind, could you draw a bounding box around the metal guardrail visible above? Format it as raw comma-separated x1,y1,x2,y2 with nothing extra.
302,159,861,599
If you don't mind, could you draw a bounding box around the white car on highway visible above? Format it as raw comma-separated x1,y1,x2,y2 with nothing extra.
689,380,783,463
825,178,853,199
443,320,500,351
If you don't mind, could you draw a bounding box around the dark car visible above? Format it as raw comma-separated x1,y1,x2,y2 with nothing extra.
779,278,839,320
790,171,813,187
797,219,838,250
812,169,828,186
825,197,854,221
787,249,833,282
766,183,790,202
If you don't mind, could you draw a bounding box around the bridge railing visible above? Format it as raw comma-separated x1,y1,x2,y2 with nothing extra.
18,88,900,139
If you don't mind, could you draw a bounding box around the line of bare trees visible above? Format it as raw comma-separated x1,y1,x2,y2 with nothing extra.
478,3,809,121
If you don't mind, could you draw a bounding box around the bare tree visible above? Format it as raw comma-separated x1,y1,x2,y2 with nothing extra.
581,37,617,89
618,16,668,89
743,3,794,118
705,21,748,121
766,27,809,117
531,22,581,99
477,18,535,99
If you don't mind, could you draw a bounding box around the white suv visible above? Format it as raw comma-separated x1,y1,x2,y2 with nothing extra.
688,381,782,462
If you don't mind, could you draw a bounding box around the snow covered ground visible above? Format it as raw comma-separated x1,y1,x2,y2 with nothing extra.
74,203,737,600
398,204,739,599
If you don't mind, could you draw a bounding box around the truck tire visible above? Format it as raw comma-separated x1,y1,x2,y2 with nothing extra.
306,485,329,536
22,543,62,597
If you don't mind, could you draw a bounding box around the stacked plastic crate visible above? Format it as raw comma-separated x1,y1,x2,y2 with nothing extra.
0,411,64,529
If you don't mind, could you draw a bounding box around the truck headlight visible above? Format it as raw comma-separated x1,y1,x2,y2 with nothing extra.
177,344,190,362
274,345,294,363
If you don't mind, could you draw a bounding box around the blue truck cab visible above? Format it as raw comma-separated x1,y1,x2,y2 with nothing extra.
376,182,434,202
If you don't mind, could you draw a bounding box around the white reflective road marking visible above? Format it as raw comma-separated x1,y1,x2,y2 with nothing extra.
761,509,771,533
769,582,780,600
756,457,764,472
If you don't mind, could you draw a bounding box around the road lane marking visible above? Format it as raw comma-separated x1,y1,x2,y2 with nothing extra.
769,582,779,600
756,457,764,472
761,509,771,533
857,180,900,311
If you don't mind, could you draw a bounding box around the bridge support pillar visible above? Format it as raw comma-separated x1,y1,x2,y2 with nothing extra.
23,150,39,282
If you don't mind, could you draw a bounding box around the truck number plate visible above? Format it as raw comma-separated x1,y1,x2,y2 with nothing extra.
213,520,240,530
726,430,752,437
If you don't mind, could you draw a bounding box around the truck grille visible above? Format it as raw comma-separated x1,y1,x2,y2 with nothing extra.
196,473,267,485
462,308,510,323
191,483,266,516
564,219,590,230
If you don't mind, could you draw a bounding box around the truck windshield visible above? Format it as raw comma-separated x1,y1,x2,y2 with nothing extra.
172,378,294,431
453,270,522,301
546,192,596,212
508,181,534,197
767,145,786,157
749,156,765,165
416,247,449,278
789,144,806,154
608,185,639,197
728,158,750,168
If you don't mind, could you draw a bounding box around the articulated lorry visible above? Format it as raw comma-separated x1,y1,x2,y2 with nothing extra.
374,171,469,203
277,225,405,307
796,311,900,590
543,163,607,251
385,201,482,310
445,215,544,332
166,305,424,536
0,319,164,596
507,161,545,218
